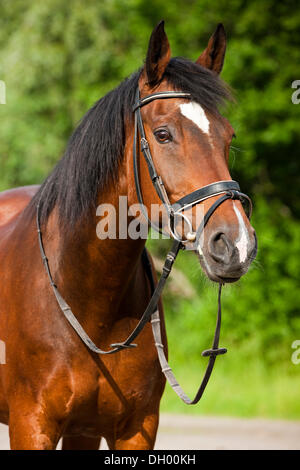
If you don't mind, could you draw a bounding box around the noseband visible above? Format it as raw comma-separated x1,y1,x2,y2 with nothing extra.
37,87,253,405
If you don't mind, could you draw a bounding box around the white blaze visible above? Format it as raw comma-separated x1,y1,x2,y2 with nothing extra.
233,203,249,263
179,102,210,134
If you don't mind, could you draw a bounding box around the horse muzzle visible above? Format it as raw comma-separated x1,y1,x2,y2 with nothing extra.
199,228,257,283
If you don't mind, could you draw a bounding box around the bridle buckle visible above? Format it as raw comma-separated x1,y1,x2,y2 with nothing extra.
140,137,149,151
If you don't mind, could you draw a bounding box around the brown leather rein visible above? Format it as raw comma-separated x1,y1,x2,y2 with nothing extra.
36,88,252,405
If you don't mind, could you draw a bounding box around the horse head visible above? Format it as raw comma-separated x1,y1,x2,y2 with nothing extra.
127,21,257,283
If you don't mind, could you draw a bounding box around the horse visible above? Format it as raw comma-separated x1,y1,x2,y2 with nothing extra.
0,21,257,450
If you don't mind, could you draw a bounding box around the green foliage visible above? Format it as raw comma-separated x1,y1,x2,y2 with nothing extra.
0,0,299,418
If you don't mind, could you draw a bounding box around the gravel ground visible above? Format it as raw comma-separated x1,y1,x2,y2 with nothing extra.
1,414,299,450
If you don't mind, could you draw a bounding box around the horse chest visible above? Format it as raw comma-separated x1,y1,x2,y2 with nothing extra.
64,350,163,437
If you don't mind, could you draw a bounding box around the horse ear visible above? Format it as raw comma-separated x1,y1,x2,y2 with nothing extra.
143,20,171,87
196,24,226,74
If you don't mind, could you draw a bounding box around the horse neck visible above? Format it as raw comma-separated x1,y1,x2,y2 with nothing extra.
50,177,146,323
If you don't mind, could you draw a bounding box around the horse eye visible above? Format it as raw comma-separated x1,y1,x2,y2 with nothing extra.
154,129,172,143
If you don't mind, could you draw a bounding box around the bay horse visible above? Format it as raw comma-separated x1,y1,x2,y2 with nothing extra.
0,22,256,450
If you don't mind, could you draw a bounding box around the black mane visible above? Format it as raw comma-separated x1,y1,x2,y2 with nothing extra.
29,57,231,227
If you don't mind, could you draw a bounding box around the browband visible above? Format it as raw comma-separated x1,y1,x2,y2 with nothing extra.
133,91,191,112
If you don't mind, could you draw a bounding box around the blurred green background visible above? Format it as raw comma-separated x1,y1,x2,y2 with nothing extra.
0,0,299,418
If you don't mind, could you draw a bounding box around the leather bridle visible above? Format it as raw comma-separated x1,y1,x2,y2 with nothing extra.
133,88,252,241
36,87,253,405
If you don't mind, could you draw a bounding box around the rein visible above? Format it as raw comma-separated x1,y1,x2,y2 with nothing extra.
36,87,252,404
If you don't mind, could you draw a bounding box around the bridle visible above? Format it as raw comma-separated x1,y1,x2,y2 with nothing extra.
36,87,253,405
132,88,252,241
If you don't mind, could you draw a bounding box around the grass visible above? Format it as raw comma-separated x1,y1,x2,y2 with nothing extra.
160,350,300,420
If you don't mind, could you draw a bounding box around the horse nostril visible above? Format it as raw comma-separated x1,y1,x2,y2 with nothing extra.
208,232,233,264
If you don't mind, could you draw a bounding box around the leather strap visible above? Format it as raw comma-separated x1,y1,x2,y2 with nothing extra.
134,88,177,215
37,193,182,354
142,248,226,405
173,180,240,210
110,240,181,349
133,91,191,112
